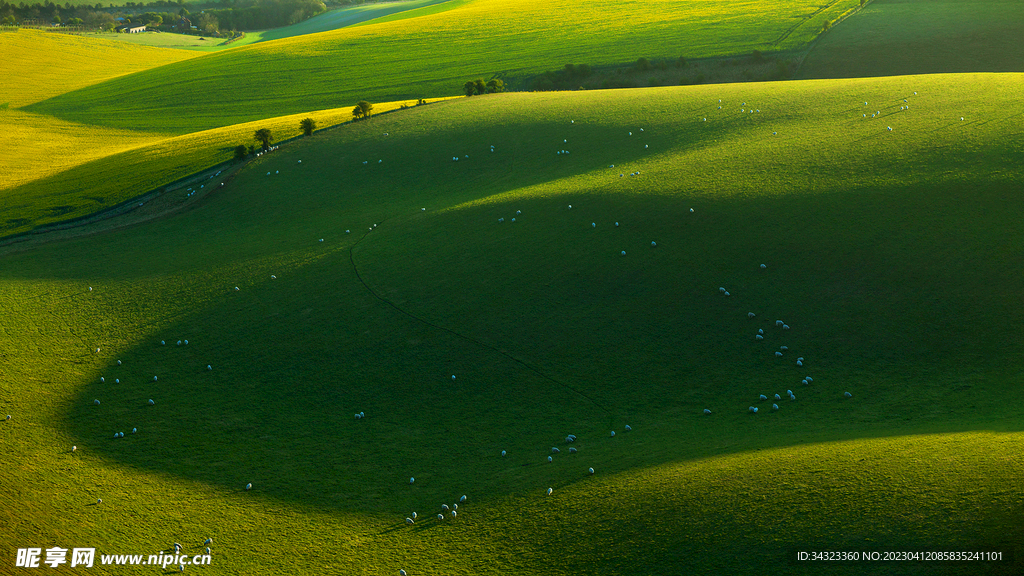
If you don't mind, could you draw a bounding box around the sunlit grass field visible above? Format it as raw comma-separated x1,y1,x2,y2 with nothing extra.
28,0,863,132
0,28,198,108
89,0,457,52
798,0,1024,79
0,98,455,237
1,77,1022,574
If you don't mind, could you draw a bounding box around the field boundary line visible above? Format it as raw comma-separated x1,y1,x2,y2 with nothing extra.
348,229,613,414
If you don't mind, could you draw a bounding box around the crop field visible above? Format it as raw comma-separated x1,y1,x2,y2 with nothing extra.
0,28,199,108
798,0,1024,79
2,78,1023,574
27,0,863,133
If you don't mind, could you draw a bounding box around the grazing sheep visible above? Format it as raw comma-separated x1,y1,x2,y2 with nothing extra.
773,404,779,410
552,447,560,453
451,510,457,518
690,208,694,212
787,390,793,396
246,483,252,490
805,377,813,383
115,379,119,384
568,447,577,453
796,360,803,367
94,400,101,405
749,406,758,413
776,321,783,326
749,312,756,318
452,375,456,380
844,392,852,398
501,450,506,457
610,430,616,436
460,495,467,502
703,409,711,415
548,456,553,462
566,434,576,443
782,324,790,330
625,425,631,431
100,377,105,383
775,352,783,357
410,477,415,484
756,335,764,340
153,376,158,381
148,399,155,405
651,241,657,247
797,357,804,362
207,365,212,371
759,394,767,401
547,488,553,496
132,428,137,434
724,291,730,296
801,379,808,385
97,499,102,504
758,329,764,335
780,346,788,351
592,223,596,227
437,514,444,521
441,504,449,511
184,340,189,345
621,251,626,256
774,394,781,400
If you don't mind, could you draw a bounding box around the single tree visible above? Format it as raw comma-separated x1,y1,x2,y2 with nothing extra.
254,128,273,151
464,80,477,97
474,79,487,95
352,100,373,120
300,117,317,136
234,144,247,161
486,78,505,93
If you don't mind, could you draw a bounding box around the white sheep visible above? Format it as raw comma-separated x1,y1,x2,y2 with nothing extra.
651,241,657,247
153,376,158,381
621,251,626,256
568,447,577,453
547,488,553,496
774,394,781,400
452,375,456,380
749,312,756,318
610,430,616,436
409,477,415,484
207,365,212,371
451,510,457,518
724,291,730,296
184,340,188,345
773,404,779,410
759,394,767,401
780,346,788,351
805,377,813,383
844,392,852,398
592,223,596,227
552,447,560,453
437,514,444,520
94,399,101,405
760,264,766,269
758,329,764,334
756,335,764,340
441,504,449,511
624,425,631,431
749,406,758,413
796,360,803,367
775,352,783,357
246,483,252,490
460,495,467,503
132,428,137,434
548,456,553,462
100,377,105,383
703,409,711,415
776,320,783,326
501,450,506,457
801,379,808,385
115,379,119,384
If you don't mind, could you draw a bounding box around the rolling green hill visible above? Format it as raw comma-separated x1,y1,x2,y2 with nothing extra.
2,77,1022,574
27,0,863,133
798,0,1024,79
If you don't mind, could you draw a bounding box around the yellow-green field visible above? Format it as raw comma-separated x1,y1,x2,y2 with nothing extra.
1,98,456,237
0,28,199,108
28,0,863,132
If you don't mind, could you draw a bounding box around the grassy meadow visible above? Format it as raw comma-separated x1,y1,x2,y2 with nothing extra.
0,28,199,108
2,78,1023,574
89,0,458,52
0,98,455,238
798,0,1024,79
27,0,863,133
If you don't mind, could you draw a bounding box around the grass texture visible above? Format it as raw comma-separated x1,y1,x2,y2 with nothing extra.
1,77,1022,574
27,0,863,132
